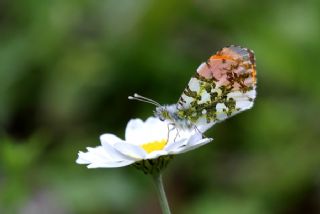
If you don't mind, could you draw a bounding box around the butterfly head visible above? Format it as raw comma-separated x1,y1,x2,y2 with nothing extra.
154,105,176,122
128,94,180,123
129,93,173,121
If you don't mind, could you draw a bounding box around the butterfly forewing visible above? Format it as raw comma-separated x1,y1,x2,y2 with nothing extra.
176,46,256,132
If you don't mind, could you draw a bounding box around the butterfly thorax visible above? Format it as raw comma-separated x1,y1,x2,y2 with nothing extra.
154,105,194,130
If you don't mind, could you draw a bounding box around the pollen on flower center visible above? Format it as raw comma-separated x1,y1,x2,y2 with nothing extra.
141,139,167,154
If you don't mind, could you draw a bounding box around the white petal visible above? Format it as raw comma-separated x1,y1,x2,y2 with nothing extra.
76,146,112,164
167,129,183,141
145,150,168,159
102,140,137,161
100,133,124,146
87,160,135,168
186,133,204,147
125,118,144,142
125,117,168,145
173,138,212,154
145,117,168,140
113,142,147,160
165,131,202,152
164,138,188,152
76,146,136,168
99,134,137,161
145,117,164,126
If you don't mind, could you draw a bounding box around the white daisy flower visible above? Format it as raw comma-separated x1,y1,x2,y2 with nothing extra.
76,117,212,172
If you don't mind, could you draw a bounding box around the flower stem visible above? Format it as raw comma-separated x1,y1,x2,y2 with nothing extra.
152,172,171,214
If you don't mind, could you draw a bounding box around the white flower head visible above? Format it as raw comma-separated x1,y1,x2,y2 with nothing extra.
76,117,212,172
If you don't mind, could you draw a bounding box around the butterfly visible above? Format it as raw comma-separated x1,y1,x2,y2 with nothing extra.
129,45,257,133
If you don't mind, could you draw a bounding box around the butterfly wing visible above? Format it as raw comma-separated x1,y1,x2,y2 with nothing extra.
176,46,257,132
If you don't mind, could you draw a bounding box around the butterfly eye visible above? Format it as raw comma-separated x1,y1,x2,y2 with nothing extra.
158,114,165,121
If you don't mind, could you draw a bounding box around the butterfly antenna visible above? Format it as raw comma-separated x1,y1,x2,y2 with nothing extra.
128,93,161,107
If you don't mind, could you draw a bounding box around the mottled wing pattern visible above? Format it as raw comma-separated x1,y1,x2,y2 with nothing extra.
176,46,257,132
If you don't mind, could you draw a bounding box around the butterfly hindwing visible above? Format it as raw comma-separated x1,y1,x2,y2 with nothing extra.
176,46,256,132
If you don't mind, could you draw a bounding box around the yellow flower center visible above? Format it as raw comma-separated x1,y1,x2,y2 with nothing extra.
141,139,167,154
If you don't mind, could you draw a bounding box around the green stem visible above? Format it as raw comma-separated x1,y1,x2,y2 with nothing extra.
152,172,171,214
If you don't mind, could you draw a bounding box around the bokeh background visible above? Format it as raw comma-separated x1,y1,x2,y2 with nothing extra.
1,0,320,213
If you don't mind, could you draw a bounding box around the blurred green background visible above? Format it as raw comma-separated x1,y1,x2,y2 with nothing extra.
1,0,319,213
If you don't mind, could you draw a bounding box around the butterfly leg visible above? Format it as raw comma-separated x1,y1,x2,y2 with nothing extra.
166,123,180,142
174,128,180,142
194,125,207,139
166,123,181,142
166,124,173,141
